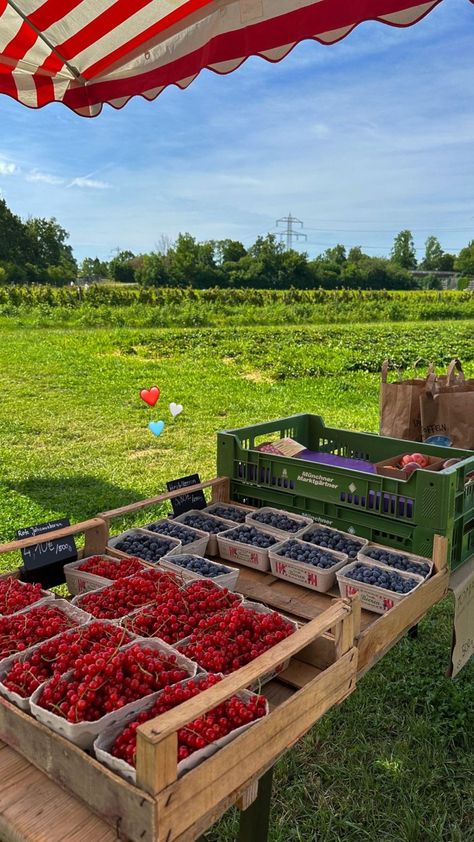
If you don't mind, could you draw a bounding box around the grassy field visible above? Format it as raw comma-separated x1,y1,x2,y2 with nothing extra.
0,318,473,841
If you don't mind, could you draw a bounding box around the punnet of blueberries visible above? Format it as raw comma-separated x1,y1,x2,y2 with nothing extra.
181,513,236,534
113,532,178,563
363,547,430,576
168,555,232,578
207,504,247,523
144,520,202,546
345,563,419,593
302,526,362,559
276,539,343,570
250,510,306,533
224,526,278,549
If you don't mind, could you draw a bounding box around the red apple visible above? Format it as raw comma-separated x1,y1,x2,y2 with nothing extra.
403,462,421,477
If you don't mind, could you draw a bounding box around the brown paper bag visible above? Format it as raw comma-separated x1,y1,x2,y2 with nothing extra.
379,360,433,441
420,360,474,448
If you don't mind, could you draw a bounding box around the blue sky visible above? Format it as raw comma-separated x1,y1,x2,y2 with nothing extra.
0,0,473,264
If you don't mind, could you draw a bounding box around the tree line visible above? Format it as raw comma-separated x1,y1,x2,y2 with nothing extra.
1,197,473,289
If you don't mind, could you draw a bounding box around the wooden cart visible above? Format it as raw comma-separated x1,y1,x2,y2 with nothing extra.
0,478,450,842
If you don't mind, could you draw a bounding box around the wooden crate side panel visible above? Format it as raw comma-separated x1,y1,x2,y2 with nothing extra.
0,698,156,842
0,742,118,842
357,569,449,674
155,648,357,842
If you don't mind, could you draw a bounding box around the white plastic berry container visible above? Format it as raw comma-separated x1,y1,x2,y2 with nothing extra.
64,554,150,596
172,511,238,556
203,502,254,524
268,538,348,593
356,542,433,580
0,620,135,712
159,554,240,591
30,638,198,749
107,528,182,563
297,522,368,560
142,519,209,557
94,674,269,783
245,507,313,539
177,600,299,687
216,525,279,572
336,559,424,615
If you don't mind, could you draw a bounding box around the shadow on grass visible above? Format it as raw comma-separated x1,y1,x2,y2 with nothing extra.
7,475,144,524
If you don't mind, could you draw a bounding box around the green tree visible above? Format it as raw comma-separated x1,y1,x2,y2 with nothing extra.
420,236,444,271
25,217,76,273
135,252,168,286
215,239,247,265
109,250,136,283
322,244,346,265
80,257,108,280
347,246,366,263
0,199,35,265
454,240,474,276
391,230,417,270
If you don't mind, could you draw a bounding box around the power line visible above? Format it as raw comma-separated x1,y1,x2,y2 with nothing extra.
275,213,307,250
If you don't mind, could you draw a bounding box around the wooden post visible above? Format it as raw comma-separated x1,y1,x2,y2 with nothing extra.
432,534,449,573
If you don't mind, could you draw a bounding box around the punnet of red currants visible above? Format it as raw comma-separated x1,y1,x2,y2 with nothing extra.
0,577,45,615
78,556,145,580
178,605,295,674
3,622,134,699
36,643,192,723
110,673,268,767
122,579,240,644
0,604,81,658
74,569,182,619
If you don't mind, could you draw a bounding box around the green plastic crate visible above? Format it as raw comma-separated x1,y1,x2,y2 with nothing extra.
216,414,474,570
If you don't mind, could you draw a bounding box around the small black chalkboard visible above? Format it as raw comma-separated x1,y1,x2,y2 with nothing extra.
167,474,206,517
16,518,78,571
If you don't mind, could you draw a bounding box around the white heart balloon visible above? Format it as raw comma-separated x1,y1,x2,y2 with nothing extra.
169,402,183,417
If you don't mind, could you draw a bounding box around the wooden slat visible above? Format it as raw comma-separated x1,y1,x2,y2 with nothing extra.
0,699,156,842
0,741,118,842
277,659,321,689
98,478,229,521
357,568,450,674
154,648,357,842
137,601,352,746
0,518,109,556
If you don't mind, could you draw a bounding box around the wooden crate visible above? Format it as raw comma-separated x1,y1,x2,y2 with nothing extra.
0,478,450,842
99,478,450,677
0,511,358,842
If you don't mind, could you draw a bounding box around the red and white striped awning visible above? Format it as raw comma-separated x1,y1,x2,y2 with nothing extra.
0,0,455,117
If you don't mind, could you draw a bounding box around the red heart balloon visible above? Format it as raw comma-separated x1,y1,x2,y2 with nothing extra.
140,386,160,407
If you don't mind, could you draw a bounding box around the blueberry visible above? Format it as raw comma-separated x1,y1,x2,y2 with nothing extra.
364,547,429,576
302,526,362,559
113,531,177,562
224,525,278,549
180,513,237,534
208,505,247,523
345,563,418,593
251,510,305,533
276,539,342,569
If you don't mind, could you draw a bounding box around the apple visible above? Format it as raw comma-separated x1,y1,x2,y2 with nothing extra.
400,453,429,469
402,462,421,477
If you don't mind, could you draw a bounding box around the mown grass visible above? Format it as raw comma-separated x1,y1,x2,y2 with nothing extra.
0,319,472,841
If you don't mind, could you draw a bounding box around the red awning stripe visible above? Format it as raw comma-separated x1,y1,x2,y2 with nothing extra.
0,0,459,116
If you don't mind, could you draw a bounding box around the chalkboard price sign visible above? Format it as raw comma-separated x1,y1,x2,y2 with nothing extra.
167,474,206,517
16,518,78,571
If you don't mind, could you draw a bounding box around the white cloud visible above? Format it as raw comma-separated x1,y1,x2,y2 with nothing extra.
26,170,65,185
67,176,112,189
0,160,18,175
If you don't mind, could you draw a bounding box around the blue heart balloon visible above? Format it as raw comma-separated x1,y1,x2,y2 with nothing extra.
148,420,165,437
